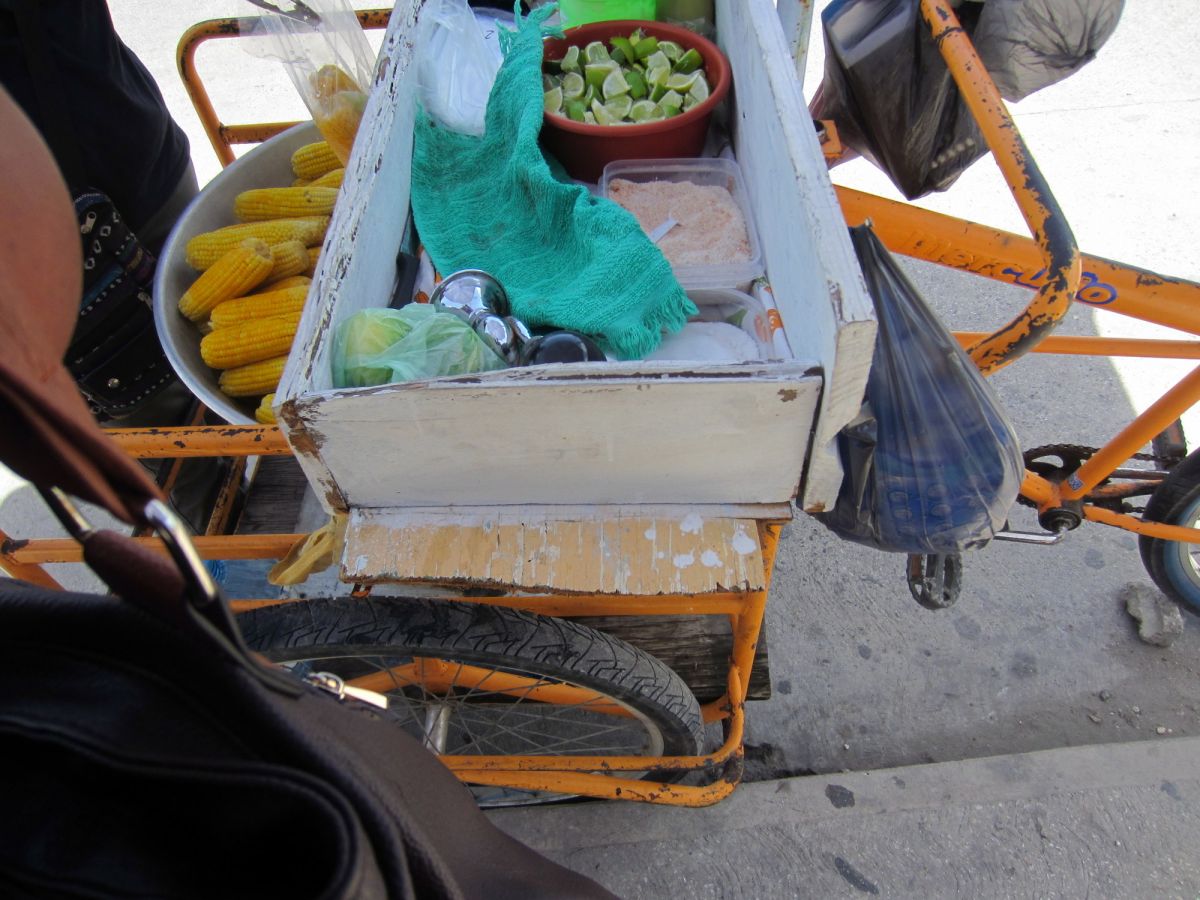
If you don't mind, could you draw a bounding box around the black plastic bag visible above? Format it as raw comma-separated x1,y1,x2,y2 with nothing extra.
810,0,987,199
815,226,1023,554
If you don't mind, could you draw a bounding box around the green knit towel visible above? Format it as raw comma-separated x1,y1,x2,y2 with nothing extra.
410,4,696,360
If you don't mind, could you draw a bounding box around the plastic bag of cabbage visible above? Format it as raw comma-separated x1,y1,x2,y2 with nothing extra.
331,304,507,388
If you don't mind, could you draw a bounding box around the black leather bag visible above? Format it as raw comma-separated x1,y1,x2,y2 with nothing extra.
0,77,612,900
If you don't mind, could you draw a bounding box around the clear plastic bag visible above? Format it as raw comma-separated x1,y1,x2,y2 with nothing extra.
249,0,376,164
814,225,1023,554
331,304,508,389
415,0,505,136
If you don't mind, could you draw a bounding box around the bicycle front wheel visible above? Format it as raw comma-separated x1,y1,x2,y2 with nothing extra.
238,596,706,804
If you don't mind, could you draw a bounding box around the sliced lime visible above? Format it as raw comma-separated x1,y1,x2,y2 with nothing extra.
605,94,633,120
649,82,667,103
583,41,610,64
665,71,698,92
634,36,659,60
674,47,704,74
658,40,683,62
583,110,596,124
565,99,587,122
590,98,617,126
610,36,636,64
624,69,648,100
681,94,697,112
645,50,670,73
561,71,585,100
646,64,670,88
542,73,557,92
583,83,597,106
628,28,645,46
658,89,683,117
601,68,631,100
560,45,581,73
543,86,563,115
585,62,616,91
688,74,710,103
629,99,659,122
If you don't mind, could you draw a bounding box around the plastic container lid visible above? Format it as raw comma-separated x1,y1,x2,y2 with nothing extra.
600,157,765,291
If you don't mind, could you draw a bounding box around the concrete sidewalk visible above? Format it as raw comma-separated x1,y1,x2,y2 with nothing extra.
489,736,1200,898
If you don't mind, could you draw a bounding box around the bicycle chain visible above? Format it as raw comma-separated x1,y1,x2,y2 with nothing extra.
1016,443,1173,510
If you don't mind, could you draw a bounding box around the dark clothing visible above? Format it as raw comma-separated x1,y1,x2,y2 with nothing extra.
0,0,191,235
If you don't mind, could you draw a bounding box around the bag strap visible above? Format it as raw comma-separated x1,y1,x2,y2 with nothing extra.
10,0,88,190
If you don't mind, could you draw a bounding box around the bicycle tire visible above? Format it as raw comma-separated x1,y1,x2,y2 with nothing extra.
1139,447,1200,616
237,596,706,804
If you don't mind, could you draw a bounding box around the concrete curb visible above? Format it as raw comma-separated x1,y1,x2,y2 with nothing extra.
489,736,1200,897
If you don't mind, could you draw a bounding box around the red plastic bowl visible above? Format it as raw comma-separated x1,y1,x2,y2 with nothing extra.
541,20,731,182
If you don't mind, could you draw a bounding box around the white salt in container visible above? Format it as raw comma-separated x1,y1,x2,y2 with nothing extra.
600,157,765,291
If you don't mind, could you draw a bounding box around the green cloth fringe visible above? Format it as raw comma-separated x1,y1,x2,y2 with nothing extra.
410,3,695,360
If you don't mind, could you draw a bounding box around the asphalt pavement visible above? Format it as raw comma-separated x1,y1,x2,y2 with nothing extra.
3,2,1198,896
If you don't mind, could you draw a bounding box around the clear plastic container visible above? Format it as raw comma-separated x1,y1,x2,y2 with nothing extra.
600,157,765,291
686,288,775,359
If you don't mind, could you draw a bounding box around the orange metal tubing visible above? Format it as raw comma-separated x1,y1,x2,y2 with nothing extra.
953,332,1200,360
1063,364,1200,500
837,187,1200,338
919,0,1080,373
1085,507,1200,544
0,529,64,589
452,767,739,807
8,533,304,564
106,424,290,458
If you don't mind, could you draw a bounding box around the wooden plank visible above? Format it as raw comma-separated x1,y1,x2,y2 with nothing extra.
722,0,877,513
344,509,769,595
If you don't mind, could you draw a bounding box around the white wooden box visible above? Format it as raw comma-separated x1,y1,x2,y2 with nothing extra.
277,0,874,516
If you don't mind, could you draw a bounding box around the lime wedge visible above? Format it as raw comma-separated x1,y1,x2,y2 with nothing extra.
585,62,617,91
583,41,611,64
561,71,585,100
658,89,683,117
688,74,710,103
605,94,633,120
658,40,683,62
646,64,670,88
628,28,645,46
610,36,636,64
674,47,703,74
633,36,659,60
645,50,670,73
601,68,630,100
543,86,563,115
565,99,587,122
681,94,697,112
629,99,659,122
583,83,596,106
590,98,617,126
665,71,698,92
624,69,648,100
542,73,557,92
560,45,581,73
583,110,596,125
649,82,667,103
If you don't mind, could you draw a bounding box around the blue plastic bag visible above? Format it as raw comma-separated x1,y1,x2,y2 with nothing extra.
815,225,1023,554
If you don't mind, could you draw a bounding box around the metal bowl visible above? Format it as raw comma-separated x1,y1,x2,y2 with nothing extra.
153,123,321,425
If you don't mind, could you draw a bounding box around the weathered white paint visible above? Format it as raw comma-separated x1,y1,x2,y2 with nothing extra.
775,0,817,88
720,0,876,513
277,0,873,515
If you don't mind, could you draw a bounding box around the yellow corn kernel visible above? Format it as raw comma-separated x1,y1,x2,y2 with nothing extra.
210,285,309,329
290,141,341,180
177,239,273,322
186,217,330,270
304,245,322,277
292,176,312,187
234,187,338,222
310,167,344,189
255,393,278,425
314,90,366,166
259,274,312,293
265,239,309,282
200,312,300,369
219,355,288,398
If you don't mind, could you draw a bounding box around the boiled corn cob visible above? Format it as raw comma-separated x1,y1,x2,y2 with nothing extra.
200,312,300,369
304,246,322,277
264,240,310,282
315,91,366,165
210,285,309,329
255,393,277,425
292,176,312,187
177,239,273,322
235,186,338,222
219,355,288,398
186,217,329,270
310,167,344,189
259,274,311,293
291,141,341,180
